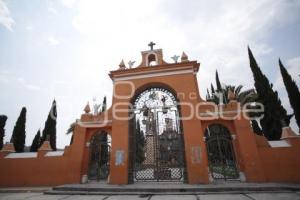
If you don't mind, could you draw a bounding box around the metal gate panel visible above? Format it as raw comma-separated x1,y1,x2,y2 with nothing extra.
132,87,185,182
205,124,239,180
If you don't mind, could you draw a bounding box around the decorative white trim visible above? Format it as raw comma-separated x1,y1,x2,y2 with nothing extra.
45,151,64,157
268,140,291,148
141,48,162,54
81,175,88,184
77,120,112,128
208,171,214,183
232,134,236,140
239,171,246,182
5,152,37,159
113,68,194,82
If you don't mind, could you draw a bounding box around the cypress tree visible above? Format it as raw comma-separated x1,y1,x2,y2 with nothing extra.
210,83,215,94
30,130,41,152
11,107,26,152
0,115,8,150
70,134,74,145
102,96,107,112
279,59,300,133
206,88,211,100
251,120,263,136
248,47,287,140
215,70,222,92
41,100,57,150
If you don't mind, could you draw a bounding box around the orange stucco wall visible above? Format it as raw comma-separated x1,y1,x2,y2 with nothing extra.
1,56,300,187
255,136,300,183
0,125,87,187
109,64,210,184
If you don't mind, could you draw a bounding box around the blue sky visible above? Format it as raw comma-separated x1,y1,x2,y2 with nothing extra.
0,0,300,148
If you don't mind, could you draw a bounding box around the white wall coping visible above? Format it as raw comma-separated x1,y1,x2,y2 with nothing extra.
268,140,291,148
5,152,37,159
45,151,64,157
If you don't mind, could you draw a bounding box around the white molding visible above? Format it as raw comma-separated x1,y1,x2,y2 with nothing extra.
45,151,64,157
239,171,247,182
86,142,90,147
113,65,192,77
113,67,194,82
232,134,236,140
268,140,291,148
5,152,37,159
77,120,112,128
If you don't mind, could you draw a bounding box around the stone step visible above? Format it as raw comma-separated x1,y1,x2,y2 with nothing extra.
45,184,300,195
45,190,295,195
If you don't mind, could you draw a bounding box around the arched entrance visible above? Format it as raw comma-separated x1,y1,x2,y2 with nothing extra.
88,131,111,181
205,124,239,180
130,87,186,182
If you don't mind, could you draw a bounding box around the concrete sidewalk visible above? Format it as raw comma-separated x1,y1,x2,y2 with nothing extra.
1,192,300,200
45,182,300,195
1,182,300,199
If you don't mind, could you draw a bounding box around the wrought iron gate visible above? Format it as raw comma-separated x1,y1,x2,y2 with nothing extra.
88,132,111,180
205,124,239,180
131,87,186,182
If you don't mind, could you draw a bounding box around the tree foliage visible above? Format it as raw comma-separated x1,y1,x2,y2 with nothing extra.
41,100,57,150
102,96,107,112
279,59,300,133
206,71,258,105
0,115,8,150
30,129,41,152
206,69,264,136
248,47,288,140
11,107,26,152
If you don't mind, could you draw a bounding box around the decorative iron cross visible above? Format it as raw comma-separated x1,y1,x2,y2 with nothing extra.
148,41,156,50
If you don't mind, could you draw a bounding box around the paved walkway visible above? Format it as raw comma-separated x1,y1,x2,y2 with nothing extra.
1,192,300,200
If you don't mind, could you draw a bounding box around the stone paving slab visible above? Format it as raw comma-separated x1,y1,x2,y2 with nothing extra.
55,182,300,189
65,195,108,200
247,192,300,200
0,193,42,200
1,193,300,200
150,195,196,200
106,195,149,200
28,194,70,200
198,194,249,200
0,187,50,193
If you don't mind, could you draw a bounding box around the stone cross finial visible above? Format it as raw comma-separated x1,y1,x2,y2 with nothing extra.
148,41,156,50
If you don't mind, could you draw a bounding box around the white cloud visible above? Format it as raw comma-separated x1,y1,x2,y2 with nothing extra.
17,76,41,91
48,36,60,46
48,7,58,15
287,57,300,81
25,84,41,91
25,25,33,31
0,73,41,91
61,0,77,8
67,0,300,94
2,0,299,147
0,0,14,31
